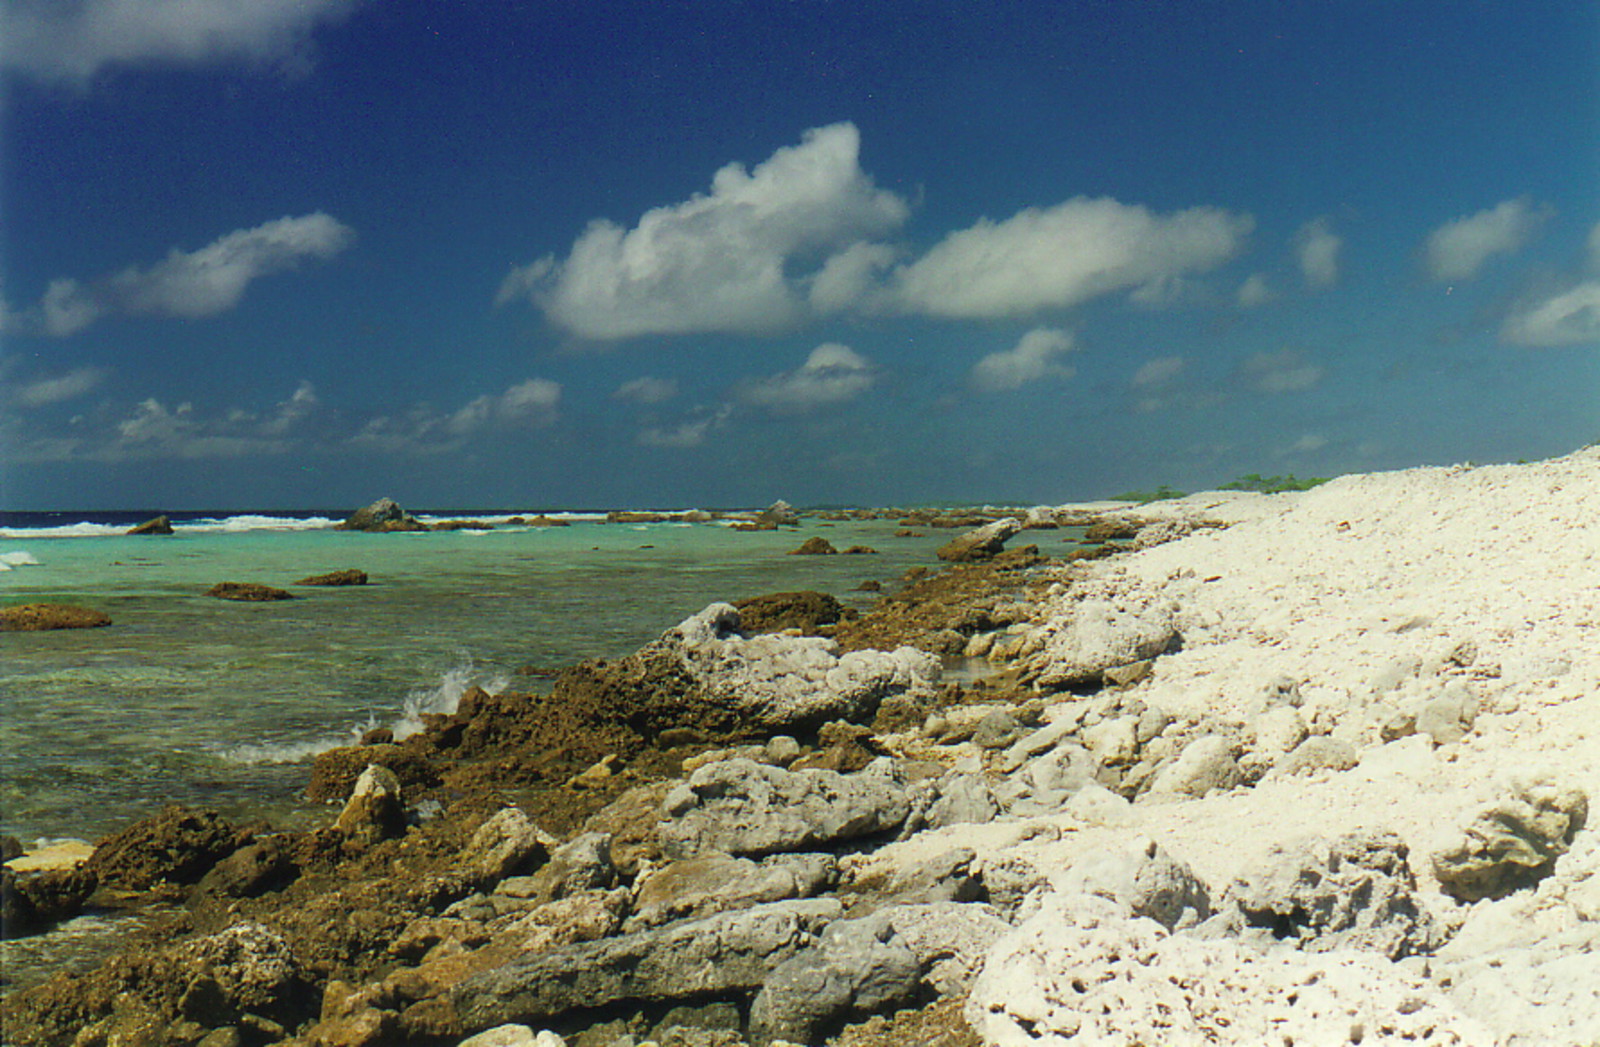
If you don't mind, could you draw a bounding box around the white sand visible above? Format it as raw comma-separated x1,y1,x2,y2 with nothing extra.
879,446,1600,1045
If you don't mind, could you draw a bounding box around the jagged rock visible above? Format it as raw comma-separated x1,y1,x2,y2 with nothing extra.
1,864,96,937
1059,838,1212,931
171,923,310,1028
860,848,985,907
967,892,1492,1045
658,758,911,859
902,772,1001,836
199,839,295,898
337,497,428,532
1432,781,1589,902
747,910,921,1047
627,852,836,930
757,500,801,527
1019,586,1181,690
790,536,838,555
1082,517,1143,542
733,591,851,634
295,568,369,586
563,603,939,738
335,764,407,848
463,808,556,884
1415,681,1478,746
1272,734,1358,777
1148,734,1240,798
0,603,111,630
503,832,615,906
452,897,842,1030
936,518,1022,562
87,806,247,891
127,515,174,535
207,581,295,601
306,743,440,802
876,902,1011,997
1201,830,1444,959
458,1027,564,1047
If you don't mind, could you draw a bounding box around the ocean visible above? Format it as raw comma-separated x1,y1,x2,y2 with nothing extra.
0,508,1023,846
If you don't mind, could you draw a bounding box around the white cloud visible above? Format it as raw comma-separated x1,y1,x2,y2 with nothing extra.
970,327,1078,392
1296,218,1341,288
638,406,731,448
0,0,362,84
14,213,353,336
808,241,896,314
5,365,107,408
508,123,909,340
891,197,1252,319
354,379,562,453
735,343,876,413
1423,197,1549,282
1501,280,1600,347
1282,433,1330,455
111,212,354,318
1236,273,1273,307
613,376,680,405
1240,349,1325,394
1129,355,1189,413
41,278,103,336
444,379,561,436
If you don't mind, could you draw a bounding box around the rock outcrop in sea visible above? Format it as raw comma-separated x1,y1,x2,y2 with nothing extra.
336,497,428,532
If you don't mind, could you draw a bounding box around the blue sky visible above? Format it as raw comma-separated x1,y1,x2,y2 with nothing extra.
2,1,1597,510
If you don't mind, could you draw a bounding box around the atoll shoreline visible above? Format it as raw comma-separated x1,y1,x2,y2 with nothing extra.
3,448,1598,1046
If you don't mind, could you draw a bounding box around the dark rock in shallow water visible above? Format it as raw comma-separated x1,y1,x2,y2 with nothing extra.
87,805,248,892
1,864,96,938
936,518,1023,562
757,500,801,527
206,582,294,601
734,591,852,635
336,497,428,532
294,568,368,586
790,536,838,555
126,515,174,535
0,603,112,630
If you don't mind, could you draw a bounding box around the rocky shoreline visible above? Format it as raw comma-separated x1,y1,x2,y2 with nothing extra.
4,449,1597,1046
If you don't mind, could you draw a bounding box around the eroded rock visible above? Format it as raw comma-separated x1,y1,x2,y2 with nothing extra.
1432,781,1589,902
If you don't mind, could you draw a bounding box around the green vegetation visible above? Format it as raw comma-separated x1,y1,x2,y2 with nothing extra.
1109,484,1188,504
1218,473,1331,494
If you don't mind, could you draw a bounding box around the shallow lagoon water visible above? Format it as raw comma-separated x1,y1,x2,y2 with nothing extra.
1,514,1025,843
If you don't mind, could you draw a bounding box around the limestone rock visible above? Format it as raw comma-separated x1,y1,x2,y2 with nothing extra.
199,839,295,898
936,517,1022,562
747,910,921,1047
1204,830,1445,959
463,808,556,884
658,758,911,859
452,897,841,1030
207,581,295,601
757,500,801,527
1020,587,1181,690
1148,734,1240,798
510,832,615,905
127,515,174,535
0,603,112,630
335,764,407,848
1058,838,1212,931
627,852,836,930
1272,734,1359,777
790,536,838,555
966,892,1493,1045
295,568,369,586
1432,781,1589,902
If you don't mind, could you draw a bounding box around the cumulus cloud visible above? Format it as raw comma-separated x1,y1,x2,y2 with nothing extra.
970,327,1078,392
1296,218,1341,288
735,343,876,413
0,0,362,84
1501,281,1600,347
443,379,561,436
1236,273,1273,307
1423,197,1550,282
3,365,108,408
613,376,680,405
1128,355,1189,413
638,405,732,448
12,213,354,336
353,379,562,453
892,197,1252,319
504,123,909,340
1239,349,1325,394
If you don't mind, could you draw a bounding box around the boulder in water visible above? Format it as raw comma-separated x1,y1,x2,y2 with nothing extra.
336,497,428,532
207,582,294,601
126,515,174,535
295,568,369,586
0,603,111,630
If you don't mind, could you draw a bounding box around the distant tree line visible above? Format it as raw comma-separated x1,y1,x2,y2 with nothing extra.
1111,473,1332,503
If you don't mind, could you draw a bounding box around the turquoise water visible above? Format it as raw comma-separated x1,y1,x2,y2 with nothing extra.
0,514,990,843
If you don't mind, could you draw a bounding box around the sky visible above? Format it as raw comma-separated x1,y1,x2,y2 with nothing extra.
1,1,1597,511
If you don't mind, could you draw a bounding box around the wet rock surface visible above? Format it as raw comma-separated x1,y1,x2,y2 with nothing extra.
206,581,295,601
0,603,112,630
